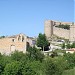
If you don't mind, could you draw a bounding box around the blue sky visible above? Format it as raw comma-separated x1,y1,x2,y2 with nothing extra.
0,0,74,37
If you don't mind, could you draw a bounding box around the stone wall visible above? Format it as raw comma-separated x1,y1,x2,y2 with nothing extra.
53,26,70,39
44,20,53,39
0,34,30,55
70,25,75,41
44,20,75,41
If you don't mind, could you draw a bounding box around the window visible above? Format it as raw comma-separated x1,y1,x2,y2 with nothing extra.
22,36,24,42
18,35,21,41
12,39,15,42
18,35,24,42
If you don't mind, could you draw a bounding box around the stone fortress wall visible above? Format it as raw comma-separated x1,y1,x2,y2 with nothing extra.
70,25,75,42
44,20,75,42
53,26,70,39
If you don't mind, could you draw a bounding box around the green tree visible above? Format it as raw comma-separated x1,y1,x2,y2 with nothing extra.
11,51,26,61
64,52,75,69
71,42,75,48
50,51,58,58
55,24,70,30
0,53,3,74
22,61,44,75
3,61,22,75
0,36,5,39
62,43,65,49
66,43,71,49
44,58,62,75
27,46,44,62
0,54,11,75
36,33,49,51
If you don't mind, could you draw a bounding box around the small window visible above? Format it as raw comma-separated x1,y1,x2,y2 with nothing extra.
22,36,24,42
18,35,21,41
12,39,15,42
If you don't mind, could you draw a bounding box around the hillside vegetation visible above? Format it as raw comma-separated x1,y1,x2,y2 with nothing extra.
0,33,75,75
55,24,70,30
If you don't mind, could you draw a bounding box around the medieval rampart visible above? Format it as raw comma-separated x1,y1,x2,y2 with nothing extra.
53,26,70,39
44,20,75,41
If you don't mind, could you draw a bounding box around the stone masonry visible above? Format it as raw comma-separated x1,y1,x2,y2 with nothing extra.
44,20,75,42
0,33,34,55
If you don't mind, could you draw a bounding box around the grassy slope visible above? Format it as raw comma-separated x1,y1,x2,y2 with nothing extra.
62,68,75,75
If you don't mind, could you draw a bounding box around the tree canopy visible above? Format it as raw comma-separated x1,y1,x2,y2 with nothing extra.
36,33,50,51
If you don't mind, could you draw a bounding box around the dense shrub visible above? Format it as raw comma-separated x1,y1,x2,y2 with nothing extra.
0,47,75,75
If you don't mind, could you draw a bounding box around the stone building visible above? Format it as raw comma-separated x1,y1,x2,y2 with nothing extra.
44,20,75,42
0,33,35,55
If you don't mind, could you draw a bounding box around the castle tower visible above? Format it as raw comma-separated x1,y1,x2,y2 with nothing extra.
70,23,75,42
44,20,53,39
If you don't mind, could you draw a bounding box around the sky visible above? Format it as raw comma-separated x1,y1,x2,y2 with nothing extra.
0,0,74,37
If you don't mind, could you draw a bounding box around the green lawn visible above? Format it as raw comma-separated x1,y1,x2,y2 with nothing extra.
62,68,75,75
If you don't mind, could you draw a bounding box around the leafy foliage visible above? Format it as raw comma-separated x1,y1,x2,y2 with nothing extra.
36,33,49,51
66,43,71,49
62,43,65,49
71,42,75,48
3,61,22,75
64,52,75,69
27,46,44,62
67,42,75,49
55,24,70,30
0,36,5,39
0,49,75,75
